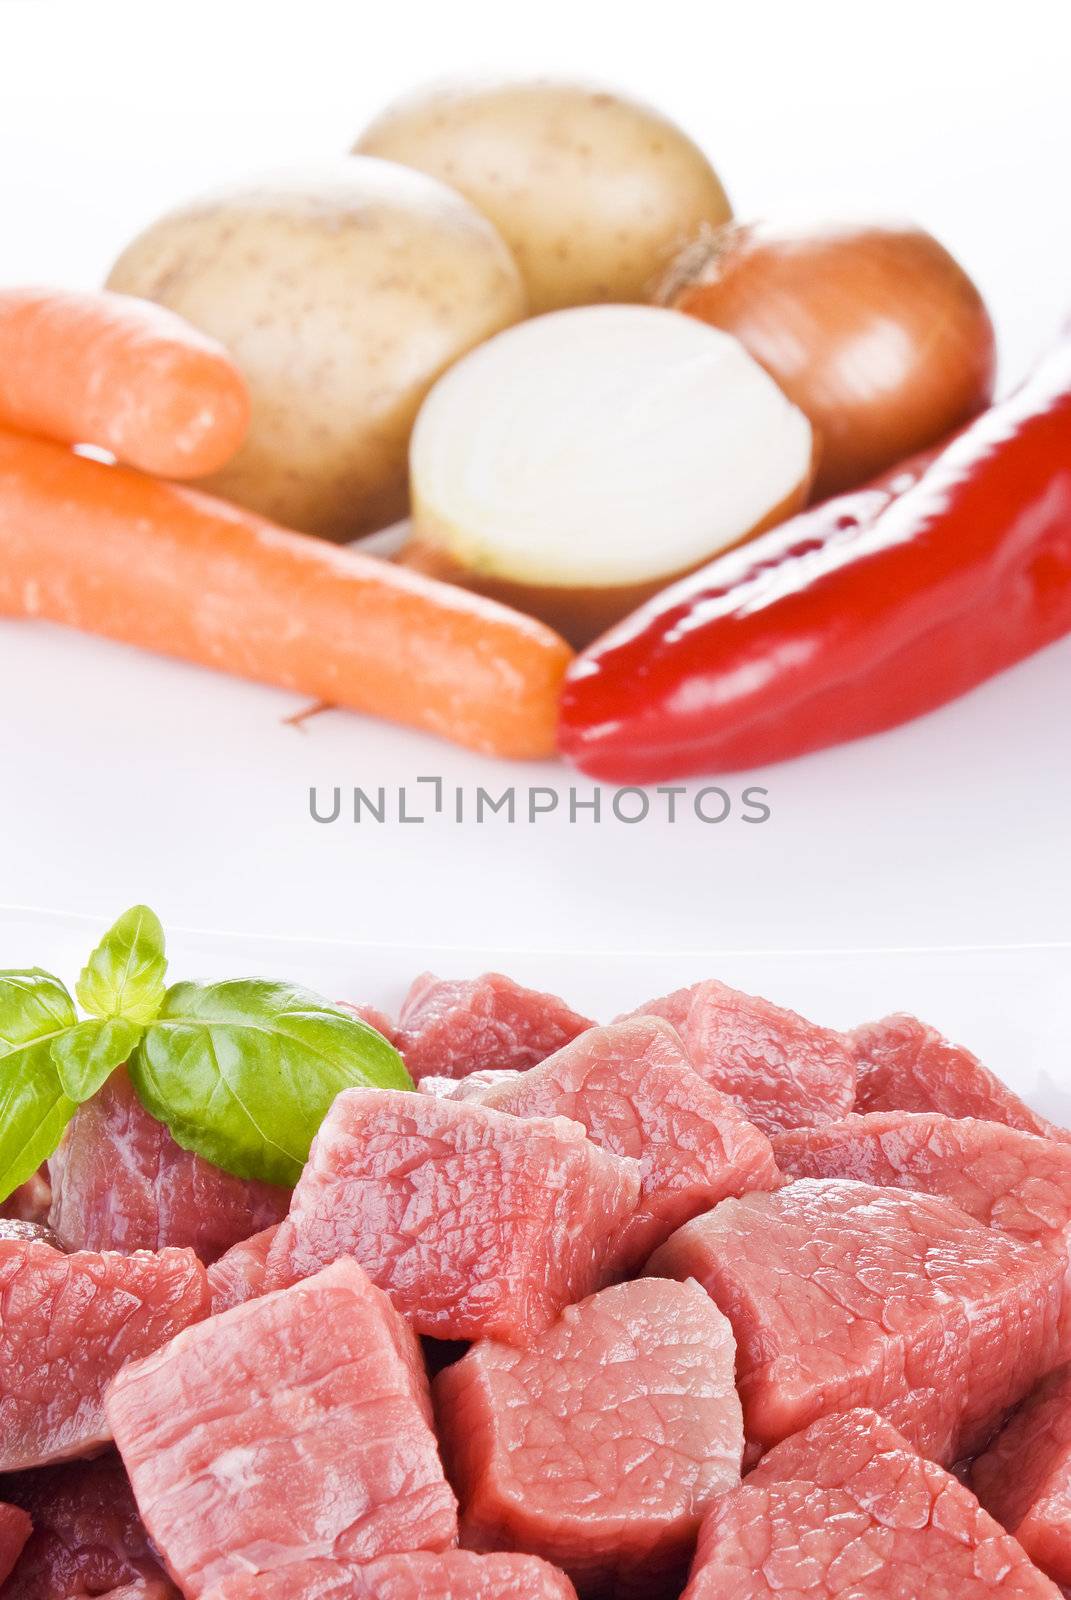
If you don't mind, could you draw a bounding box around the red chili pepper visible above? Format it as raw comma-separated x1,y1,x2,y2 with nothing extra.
558,334,1071,781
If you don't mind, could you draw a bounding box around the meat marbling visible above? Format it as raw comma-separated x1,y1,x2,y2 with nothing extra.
0,1237,209,1471
198,1551,579,1598
972,1363,1071,1586
852,1014,1068,1139
682,1408,1061,1598
106,1258,458,1597
0,1452,177,1598
396,973,593,1083
619,980,854,1136
48,1066,290,1262
262,1090,640,1343
434,1276,743,1598
420,1018,779,1271
646,1177,1065,1461
773,1111,1071,1245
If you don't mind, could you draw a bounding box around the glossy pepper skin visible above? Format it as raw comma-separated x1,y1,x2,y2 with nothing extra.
558,334,1071,781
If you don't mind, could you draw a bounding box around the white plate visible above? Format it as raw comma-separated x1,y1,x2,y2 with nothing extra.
3,906,1068,1123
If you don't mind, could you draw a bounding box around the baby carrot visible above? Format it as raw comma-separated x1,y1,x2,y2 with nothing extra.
0,430,573,759
0,287,250,479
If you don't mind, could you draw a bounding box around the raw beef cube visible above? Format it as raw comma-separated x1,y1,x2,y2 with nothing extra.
646,1177,1065,1462
0,1217,62,1249
773,1112,1071,1245
48,1066,290,1262
973,1364,1071,1585
0,1453,177,1598
0,1168,50,1225
267,1090,640,1343
335,1001,398,1045
434,1277,743,1598
620,980,854,1136
682,1408,1061,1599
0,1238,209,1471
396,973,593,1083
852,1014,1068,1139
422,1019,780,1270
0,1507,31,1587
106,1258,458,1598
199,1551,579,1598
206,1224,280,1313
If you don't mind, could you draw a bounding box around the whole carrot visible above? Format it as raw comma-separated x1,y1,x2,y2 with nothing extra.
0,287,250,478
0,430,572,759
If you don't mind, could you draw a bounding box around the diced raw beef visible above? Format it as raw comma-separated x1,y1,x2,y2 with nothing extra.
0,1238,209,1471
396,973,593,1083
48,1067,290,1262
106,1258,458,1598
972,1363,1071,1585
0,1453,177,1599
0,1217,62,1249
206,1224,280,1313
0,1168,50,1225
0,1507,31,1588
772,1112,1071,1246
266,1090,640,1343
434,1277,743,1598
199,1551,579,1598
335,1001,398,1045
852,1014,1068,1139
619,980,854,1136
682,1408,1061,1599
421,1019,780,1271
646,1177,1065,1462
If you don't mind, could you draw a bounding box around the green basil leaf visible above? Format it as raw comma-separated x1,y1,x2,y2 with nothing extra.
129,979,413,1186
76,905,167,1025
0,969,79,1201
51,1016,143,1103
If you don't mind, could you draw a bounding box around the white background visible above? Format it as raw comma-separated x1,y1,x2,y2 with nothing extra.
0,0,1069,968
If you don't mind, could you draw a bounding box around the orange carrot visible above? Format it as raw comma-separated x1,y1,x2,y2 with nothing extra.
0,430,572,759
0,287,250,478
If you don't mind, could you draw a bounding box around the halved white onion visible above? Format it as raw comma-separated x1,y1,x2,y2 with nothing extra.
407,305,813,642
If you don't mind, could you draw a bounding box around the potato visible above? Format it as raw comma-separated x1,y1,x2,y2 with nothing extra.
355,80,732,315
106,159,527,540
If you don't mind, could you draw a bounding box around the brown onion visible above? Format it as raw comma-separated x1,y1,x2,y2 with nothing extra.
658,220,997,499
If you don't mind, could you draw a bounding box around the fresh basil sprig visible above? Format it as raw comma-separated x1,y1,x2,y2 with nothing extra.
0,970,78,1199
0,906,413,1201
131,980,412,1186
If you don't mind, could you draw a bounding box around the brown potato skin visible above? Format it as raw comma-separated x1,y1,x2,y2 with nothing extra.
107,161,527,540
401,476,811,648
355,80,732,315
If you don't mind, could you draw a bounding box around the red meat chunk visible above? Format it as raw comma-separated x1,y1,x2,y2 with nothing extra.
0,1507,31,1588
0,1168,50,1226
0,1237,209,1471
199,1551,579,1598
646,1177,1065,1462
619,980,854,1136
972,1364,1071,1585
106,1258,458,1598
434,1277,743,1598
421,1018,779,1271
852,1014,1068,1139
265,1089,640,1343
48,1067,290,1262
334,1001,398,1045
0,1453,177,1599
682,1409,1061,1599
396,973,593,1083
773,1112,1071,1245
206,1224,280,1314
